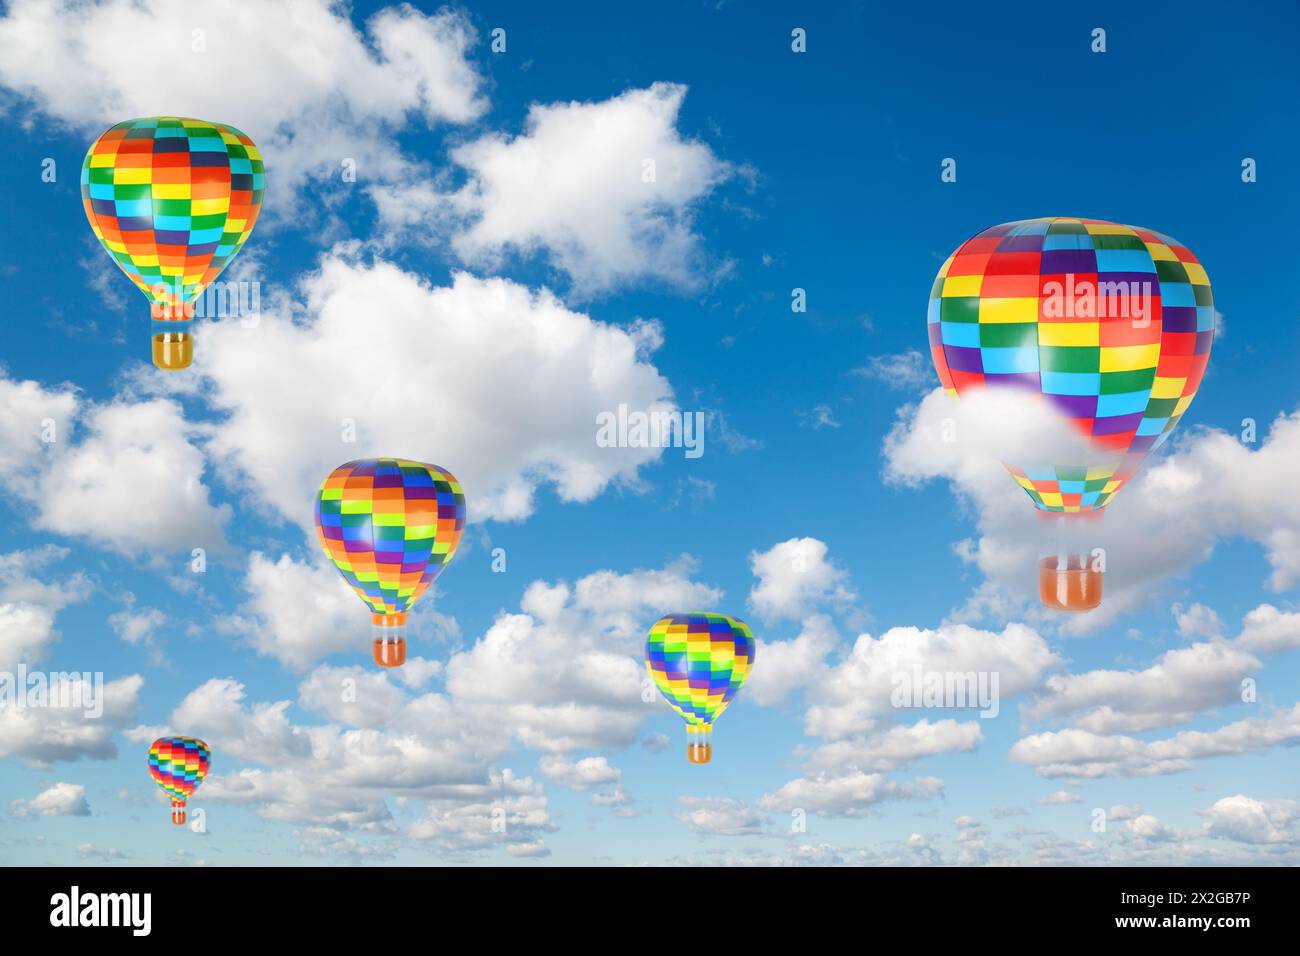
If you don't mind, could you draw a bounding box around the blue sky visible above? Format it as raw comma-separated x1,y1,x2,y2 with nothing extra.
1,0,1298,865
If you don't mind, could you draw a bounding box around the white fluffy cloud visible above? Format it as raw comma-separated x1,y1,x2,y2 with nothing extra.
885,390,1300,625
0,374,230,555
109,606,166,649
1039,789,1083,805
570,557,723,641
221,553,377,671
373,82,731,294
538,755,620,791
35,398,230,554
407,770,554,857
0,604,55,672
0,375,77,482
674,796,767,836
748,538,856,621
801,719,983,775
1010,602,1300,779
9,781,90,817
1011,703,1300,779
198,256,675,528
758,772,945,818
0,546,90,670
1201,795,1300,845
130,557,733,854
443,581,649,753
804,621,1057,740
1024,641,1260,734
0,674,143,765
744,614,837,707
0,0,485,209
129,672,558,856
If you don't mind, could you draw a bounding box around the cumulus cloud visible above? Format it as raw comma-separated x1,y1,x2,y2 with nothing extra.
443,580,649,753
0,546,91,670
373,82,731,294
1039,790,1083,805
220,553,378,671
0,374,230,555
35,399,230,554
1201,795,1300,845
0,674,143,765
748,538,856,621
407,769,554,857
0,374,77,482
675,797,767,836
109,606,167,649
197,257,676,529
570,557,723,641
1024,641,1260,734
1011,703,1300,779
1126,814,1178,842
129,557,732,854
537,755,620,791
758,773,944,818
9,781,90,817
0,604,56,672
0,0,486,211
801,719,983,776
129,673,511,840
803,620,1057,740
1029,600,1299,736
744,614,837,707
885,390,1300,625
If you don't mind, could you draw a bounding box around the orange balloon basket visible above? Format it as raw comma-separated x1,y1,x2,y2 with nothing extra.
371,612,408,668
1038,555,1103,612
686,726,713,765
170,801,187,826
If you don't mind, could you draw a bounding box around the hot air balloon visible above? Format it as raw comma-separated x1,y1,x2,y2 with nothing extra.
645,612,755,764
314,459,466,667
927,217,1214,610
81,116,264,370
147,736,210,826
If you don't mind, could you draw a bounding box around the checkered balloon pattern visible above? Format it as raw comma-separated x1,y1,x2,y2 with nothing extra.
928,217,1214,512
81,116,264,312
148,736,210,804
645,613,755,727
314,459,467,620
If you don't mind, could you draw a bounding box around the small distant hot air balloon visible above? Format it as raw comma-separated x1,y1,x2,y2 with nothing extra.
314,459,466,667
81,116,264,370
645,612,755,765
927,217,1214,610
147,736,210,826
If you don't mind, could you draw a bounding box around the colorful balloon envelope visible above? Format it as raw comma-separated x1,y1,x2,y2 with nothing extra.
81,116,264,370
645,612,755,764
927,217,1214,609
147,736,210,826
314,459,466,667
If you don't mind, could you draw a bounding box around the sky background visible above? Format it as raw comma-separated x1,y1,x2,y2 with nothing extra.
1,0,1298,866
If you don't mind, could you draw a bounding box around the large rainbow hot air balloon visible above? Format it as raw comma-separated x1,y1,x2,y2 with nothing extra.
927,217,1214,610
645,612,755,764
147,736,210,826
314,459,466,667
81,116,264,370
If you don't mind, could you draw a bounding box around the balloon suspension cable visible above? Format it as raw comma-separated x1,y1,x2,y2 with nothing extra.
686,724,713,765
371,612,408,668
